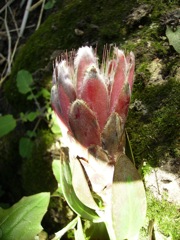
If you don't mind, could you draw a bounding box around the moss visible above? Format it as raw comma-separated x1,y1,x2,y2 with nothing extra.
127,79,180,168
4,0,136,107
146,191,180,239
22,129,57,195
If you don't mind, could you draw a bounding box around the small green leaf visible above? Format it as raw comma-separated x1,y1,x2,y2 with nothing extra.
44,0,56,10
166,26,180,53
19,137,34,158
0,115,16,138
27,93,34,100
40,88,50,99
26,111,39,122
26,130,37,138
51,112,61,134
16,70,33,94
0,192,50,240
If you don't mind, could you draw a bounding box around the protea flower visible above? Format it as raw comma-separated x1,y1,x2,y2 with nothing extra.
51,47,147,240
51,46,135,197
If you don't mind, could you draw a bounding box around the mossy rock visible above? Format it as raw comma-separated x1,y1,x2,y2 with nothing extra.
4,0,136,108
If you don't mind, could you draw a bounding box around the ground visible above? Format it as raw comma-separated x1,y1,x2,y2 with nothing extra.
0,0,179,239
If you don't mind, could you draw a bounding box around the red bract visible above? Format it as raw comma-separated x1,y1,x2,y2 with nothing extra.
51,46,135,195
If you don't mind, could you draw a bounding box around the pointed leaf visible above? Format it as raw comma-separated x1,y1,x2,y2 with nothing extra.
112,154,146,240
75,46,96,96
101,112,123,156
115,86,131,124
0,192,50,240
80,67,109,130
0,115,16,138
110,50,126,113
69,99,101,147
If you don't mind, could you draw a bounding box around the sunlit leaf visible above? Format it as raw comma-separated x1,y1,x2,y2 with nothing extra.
0,192,50,240
0,115,16,138
112,154,146,240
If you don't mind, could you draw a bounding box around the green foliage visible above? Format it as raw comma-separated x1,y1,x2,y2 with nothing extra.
166,26,180,53
16,70,33,94
44,0,56,9
0,115,16,138
127,79,180,167
147,191,180,239
0,192,50,240
19,137,34,158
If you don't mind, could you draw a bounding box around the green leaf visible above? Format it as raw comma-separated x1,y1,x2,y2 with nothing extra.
59,148,101,222
26,130,37,138
51,112,62,134
44,0,56,10
0,115,16,138
16,70,33,94
52,159,61,183
26,111,39,122
19,137,34,158
166,26,180,53
0,192,50,240
40,88,50,99
112,154,147,240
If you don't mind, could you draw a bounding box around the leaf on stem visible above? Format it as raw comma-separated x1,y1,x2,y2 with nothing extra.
0,115,16,138
0,192,50,240
16,70,33,94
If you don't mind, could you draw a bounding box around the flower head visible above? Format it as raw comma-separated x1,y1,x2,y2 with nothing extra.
51,46,135,195
52,46,134,149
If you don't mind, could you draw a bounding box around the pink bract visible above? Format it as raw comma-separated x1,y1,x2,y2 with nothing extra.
51,46,135,155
